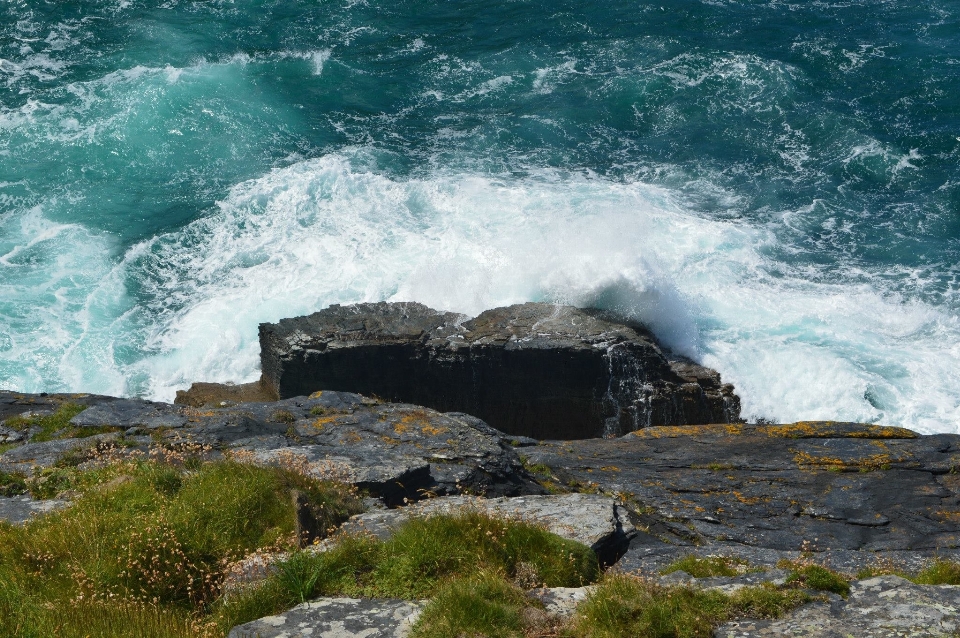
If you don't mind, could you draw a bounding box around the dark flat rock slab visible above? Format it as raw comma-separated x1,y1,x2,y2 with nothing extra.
258,302,741,438
0,391,114,423
0,433,119,472
69,399,187,429
227,597,422,638
523,423,960,558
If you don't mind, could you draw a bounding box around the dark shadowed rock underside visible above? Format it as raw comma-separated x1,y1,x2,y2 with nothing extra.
253,302,741,439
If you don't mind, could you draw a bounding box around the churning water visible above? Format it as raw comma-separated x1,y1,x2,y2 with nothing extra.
2,0,960,432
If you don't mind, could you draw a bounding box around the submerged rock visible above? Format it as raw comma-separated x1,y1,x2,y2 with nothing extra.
258,302,741,438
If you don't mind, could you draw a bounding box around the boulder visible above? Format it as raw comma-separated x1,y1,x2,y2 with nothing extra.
0,494,68,524
258,302,741,438
227,598,422,638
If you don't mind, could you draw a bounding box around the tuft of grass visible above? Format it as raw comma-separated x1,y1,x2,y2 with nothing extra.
213,510,600,632
0,470,27,496
661,555,753,578
410,572,530,638
779,562,851,597
569,574,730,638
727,583,814,618
856,557,960,585
0,458,362,637
568,574,815,638
272,410,296,424
910,558,960,585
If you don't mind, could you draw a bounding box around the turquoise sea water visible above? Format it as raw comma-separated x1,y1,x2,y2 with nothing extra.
2,0,959,432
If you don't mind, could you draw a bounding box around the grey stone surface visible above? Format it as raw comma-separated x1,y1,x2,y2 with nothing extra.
714,576,960,637
524,422,960,556
0,391,114,423
0,494,68,524
0,391,542,506
531,586,592,617
259,302,740,438
341,493,635,565
227,597,422,638
0,433,118,472
69,399,188,429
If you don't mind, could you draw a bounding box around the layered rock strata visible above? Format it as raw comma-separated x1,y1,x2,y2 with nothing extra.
256,302,741,438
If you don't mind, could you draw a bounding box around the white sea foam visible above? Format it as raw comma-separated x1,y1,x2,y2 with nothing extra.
50,153,949,433
2,152,959,432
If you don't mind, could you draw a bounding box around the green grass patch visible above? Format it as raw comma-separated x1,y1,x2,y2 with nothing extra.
567,574,814,638
661,555,754,578
0,470,27,496
912,558,960,585
410,572,531,638
214,509,600,632
778,562,851,597
857,557,960,585
0,458,362,637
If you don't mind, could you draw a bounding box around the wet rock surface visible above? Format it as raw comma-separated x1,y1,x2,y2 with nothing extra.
258,302,741,438
227,597,422,638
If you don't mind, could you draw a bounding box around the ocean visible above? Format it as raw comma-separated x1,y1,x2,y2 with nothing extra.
2,0,959,432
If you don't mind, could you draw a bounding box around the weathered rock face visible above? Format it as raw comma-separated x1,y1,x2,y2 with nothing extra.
0,391,543,507
522,422,960,554
258,302,741,439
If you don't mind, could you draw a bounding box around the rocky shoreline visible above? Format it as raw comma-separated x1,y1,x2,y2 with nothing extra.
2,303,959,636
